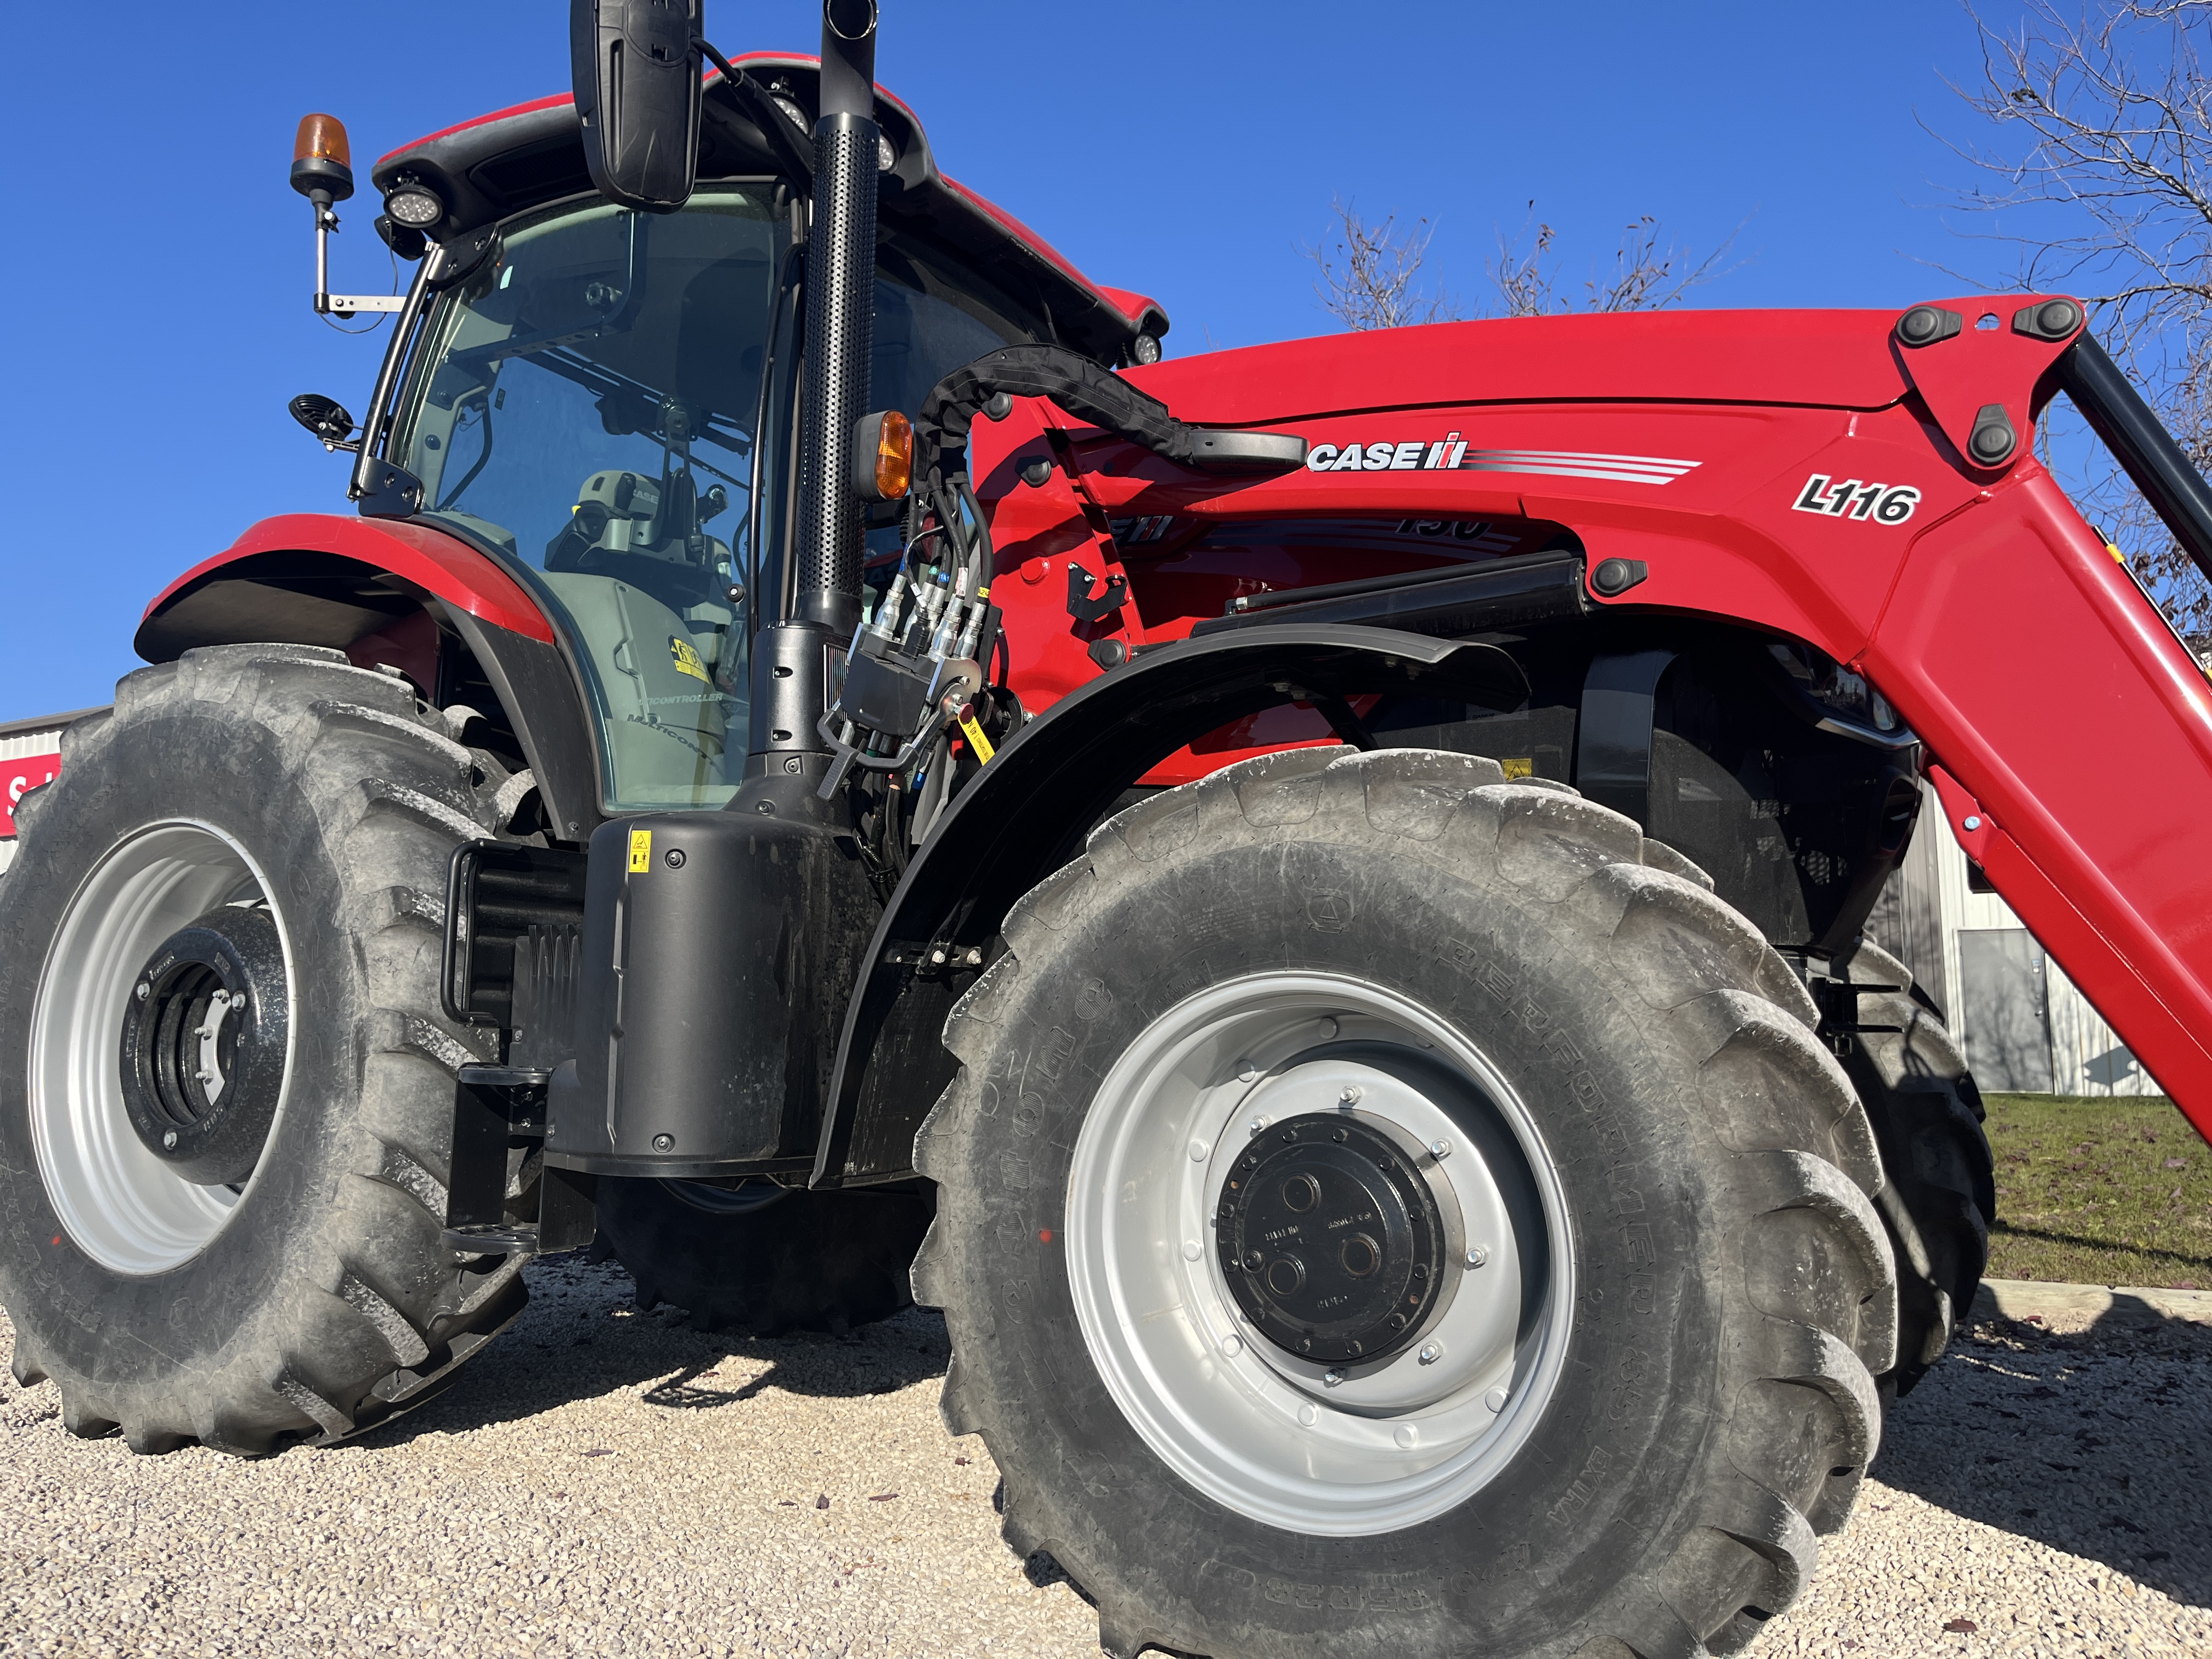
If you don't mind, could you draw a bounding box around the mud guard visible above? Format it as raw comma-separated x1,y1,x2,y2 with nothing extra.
810,624,1527,1188
134,514,603,842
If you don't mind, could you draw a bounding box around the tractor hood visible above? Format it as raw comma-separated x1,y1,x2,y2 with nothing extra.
370,54,1167,369
1121,308,1929,426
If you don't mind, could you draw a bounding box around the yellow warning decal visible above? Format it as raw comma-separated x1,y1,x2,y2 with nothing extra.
1501,757,1533,780
958,710,996,763
669,635,710,683
628,828,653,872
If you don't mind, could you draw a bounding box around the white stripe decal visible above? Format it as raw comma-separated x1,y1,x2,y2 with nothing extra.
1462,448,1702,470
1305,438,1705,486
1456,448,1702,484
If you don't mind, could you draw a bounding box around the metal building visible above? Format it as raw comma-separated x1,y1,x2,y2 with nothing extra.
1869,782,2160,1097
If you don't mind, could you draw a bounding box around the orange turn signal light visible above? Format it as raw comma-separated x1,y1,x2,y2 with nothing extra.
853,409,913,501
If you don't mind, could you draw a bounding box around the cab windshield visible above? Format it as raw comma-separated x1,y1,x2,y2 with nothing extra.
393,184,1035,810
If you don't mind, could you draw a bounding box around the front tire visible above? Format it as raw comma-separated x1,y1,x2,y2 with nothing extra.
915,748,1897,1658
0,645,528,1454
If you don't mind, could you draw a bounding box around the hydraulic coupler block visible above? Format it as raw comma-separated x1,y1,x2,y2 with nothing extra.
543,809,879,1177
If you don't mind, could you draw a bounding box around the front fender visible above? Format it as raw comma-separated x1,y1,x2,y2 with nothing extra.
133,513,603,841
810,624,1527,1187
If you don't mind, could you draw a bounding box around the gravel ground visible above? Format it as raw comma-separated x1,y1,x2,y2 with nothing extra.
2,1257,2207,1658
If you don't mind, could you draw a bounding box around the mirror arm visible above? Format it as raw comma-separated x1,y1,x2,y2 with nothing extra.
697,38,816,183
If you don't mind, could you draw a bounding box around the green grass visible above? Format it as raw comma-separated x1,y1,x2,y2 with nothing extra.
1982,1092,2212,1289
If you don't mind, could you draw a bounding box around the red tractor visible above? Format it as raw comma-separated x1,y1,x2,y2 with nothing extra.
4,4,2203,1655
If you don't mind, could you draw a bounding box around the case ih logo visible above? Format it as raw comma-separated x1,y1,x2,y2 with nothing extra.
1,754,59,839
1305,436,1702,485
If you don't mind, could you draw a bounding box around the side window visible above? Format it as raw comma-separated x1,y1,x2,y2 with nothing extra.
396,188,783,811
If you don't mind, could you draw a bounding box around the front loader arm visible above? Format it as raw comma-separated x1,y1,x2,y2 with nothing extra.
1865,468,2212,1135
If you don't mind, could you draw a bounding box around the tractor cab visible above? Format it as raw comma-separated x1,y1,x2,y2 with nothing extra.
341,58,1165,811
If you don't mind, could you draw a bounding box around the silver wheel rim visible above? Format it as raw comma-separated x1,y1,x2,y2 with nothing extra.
29,821,294,1275
1065,972,1575,1536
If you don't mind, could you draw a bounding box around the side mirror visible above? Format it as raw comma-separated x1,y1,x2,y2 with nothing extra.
571,0,704,213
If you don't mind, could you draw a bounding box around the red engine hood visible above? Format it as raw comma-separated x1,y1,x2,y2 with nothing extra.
1124,308,1923,427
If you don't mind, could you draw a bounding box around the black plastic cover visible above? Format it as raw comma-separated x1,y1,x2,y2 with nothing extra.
546,810,879,1175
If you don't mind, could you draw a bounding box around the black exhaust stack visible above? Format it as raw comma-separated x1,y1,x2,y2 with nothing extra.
743,0,880,801
793,0,880,633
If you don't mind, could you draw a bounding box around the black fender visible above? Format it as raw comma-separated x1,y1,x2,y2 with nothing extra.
810,624,1527,1187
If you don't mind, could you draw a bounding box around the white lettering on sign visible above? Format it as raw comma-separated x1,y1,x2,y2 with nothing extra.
1,757,60,839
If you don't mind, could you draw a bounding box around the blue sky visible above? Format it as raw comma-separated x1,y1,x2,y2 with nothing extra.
0,1,2032,718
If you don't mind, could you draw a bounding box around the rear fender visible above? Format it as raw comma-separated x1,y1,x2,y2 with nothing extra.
811,625,1527,1187
136,514,603,842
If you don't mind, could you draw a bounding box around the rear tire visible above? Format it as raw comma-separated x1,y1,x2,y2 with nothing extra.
1831,939,1994,1397
915,747,1898,1658
0,645,529,1454
597,1178,931,1335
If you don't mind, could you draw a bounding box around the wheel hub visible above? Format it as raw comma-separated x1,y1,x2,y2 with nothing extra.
119,904,289,1187
1064,973,1576,1536
1216,1113,1447,1365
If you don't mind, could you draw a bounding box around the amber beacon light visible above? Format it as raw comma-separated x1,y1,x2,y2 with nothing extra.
289,114,354,204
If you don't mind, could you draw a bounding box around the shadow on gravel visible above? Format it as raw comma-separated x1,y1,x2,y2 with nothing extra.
342,1255,951,1453
1872,1297,2212,1607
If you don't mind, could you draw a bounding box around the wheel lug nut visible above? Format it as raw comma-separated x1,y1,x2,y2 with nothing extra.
1243,1251,1263,1271
1428,1138,1451,1159
1322,1370,1343,1387
1418,1342,1442,1365
1337,1085,1363,1105
1246,1118,1266,1138
1466,1245,1490,1269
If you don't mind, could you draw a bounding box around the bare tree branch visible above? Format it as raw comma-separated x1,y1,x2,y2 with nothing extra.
1304,198,1741,333
1303,198,1463,331
1945,0,2212,637
1488,205,1746,314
